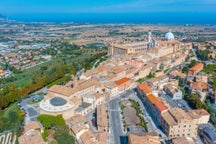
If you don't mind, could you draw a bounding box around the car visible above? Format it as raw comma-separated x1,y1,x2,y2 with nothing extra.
92,112,96,117
21,108,26,112
92,117,96,121
127,128,130,132
92,120,96,126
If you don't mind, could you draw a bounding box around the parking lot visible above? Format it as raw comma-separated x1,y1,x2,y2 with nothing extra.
159,91,191,111
19,96,41,124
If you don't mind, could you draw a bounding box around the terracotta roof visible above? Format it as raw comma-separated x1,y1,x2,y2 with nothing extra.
67,115,88,134
128,133,160,144
97,104,108,128
138,83,151,95
169,108,192,120
155,101,168,113
80,131,96,144
49,85,77,96
189,63,204,71
93,93,104,100
187,109,209,119
161,110,177,126
115,77,130,86
70,96,81,106
24,121,42,133
191,81,208,91
147,94,159,104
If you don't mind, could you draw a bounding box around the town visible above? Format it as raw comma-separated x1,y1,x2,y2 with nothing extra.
0,21,216,144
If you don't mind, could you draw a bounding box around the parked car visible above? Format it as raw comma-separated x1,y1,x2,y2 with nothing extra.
92,112,96,117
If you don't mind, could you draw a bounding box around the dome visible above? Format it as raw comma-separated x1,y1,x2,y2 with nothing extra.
165,31,174,40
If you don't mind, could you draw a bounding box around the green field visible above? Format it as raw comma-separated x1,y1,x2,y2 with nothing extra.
0,103,24,134
5,55,91,88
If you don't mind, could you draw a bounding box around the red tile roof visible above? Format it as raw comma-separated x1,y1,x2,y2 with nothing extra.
115,77,130,86
189,63,204,71
147,94,159,104
138,83,151,94
155,101,168,112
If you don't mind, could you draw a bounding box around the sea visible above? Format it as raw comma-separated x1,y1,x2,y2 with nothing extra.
6,12,216,25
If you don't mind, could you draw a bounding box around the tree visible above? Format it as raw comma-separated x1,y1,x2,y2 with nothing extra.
54,125,75,144
8,111,18,123
182,66,189,73
37,114,65,129
189,60,197,68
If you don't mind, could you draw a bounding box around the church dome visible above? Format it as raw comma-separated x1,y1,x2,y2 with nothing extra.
165,30,174,40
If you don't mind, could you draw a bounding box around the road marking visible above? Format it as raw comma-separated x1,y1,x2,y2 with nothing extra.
109,109,120,112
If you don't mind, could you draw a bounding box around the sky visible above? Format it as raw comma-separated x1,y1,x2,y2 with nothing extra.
0,0,216,14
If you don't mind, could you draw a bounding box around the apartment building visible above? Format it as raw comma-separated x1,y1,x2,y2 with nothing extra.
161,108,209,140
137,83,151,96
163,84,183,99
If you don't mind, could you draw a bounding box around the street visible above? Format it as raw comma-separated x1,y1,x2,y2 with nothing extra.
108,88,168,144
108,97,127,144
84,109,97,133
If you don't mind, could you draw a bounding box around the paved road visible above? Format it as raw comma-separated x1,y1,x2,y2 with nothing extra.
19,97,41,124
166,62,190,75
84,109,97,133
108,88,168,143
108,97,127,144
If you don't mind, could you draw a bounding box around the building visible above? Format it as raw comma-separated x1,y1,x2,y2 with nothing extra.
109,38,156,55
128,133,161,144
198,123,216,144
138,83,168,122
172,137,197,144
67,115,89,139
190,81,208,92
163,84,183,99
114,77,133,92
96,104,109,132
208,53,216,58
136,63,153,80
18,122,47,144
187,109,210,125
143,93,168,123
188,63,204,76
79,131,108,144
104,82,119,98
195,73,208,83
137,83,152,96
147,75,169,89
161,108,209,140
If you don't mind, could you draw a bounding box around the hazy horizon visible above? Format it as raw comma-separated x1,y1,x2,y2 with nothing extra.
3,12,216,24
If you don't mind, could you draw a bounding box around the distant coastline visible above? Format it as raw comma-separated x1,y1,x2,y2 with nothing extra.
4,12,216,25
